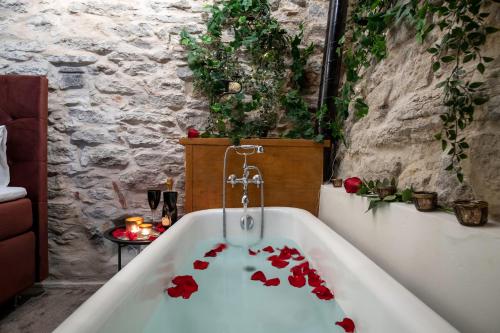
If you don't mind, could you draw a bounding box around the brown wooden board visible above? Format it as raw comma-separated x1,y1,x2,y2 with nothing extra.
180,138,329,215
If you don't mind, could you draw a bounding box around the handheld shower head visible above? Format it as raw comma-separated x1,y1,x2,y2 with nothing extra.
256,145,264,153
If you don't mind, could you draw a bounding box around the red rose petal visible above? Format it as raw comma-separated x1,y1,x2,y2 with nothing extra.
271,259,289,269
248,249,258,256
312,285,334,300
251,270,267,283
167,285,183,298
308,271,324,287
214,243,227,253
112,228,126,238
148,235,158,241
193,260,209,270
288,274,306,288
262,246,274,253
204,249,217,257
155,225,166,233
267,255,280,261
335,318,355,332
264,278,280,286
172,275,193,285
293,255,305,261
126,231,137,240
290,261,310,275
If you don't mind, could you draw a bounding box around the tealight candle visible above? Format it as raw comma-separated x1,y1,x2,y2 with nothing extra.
125,217,143,234
140,223,153,236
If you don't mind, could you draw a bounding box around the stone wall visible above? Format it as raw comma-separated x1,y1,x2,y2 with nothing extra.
0,0,328,279
336,5,500,220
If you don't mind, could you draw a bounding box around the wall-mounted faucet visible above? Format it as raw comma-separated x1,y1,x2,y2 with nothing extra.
222,145,265,242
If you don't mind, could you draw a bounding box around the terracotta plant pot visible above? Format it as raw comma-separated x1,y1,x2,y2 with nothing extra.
412,191,438,212
332,178,343,188
376,185,396,199
453,200,488,227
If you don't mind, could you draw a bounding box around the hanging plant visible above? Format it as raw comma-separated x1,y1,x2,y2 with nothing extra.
180,0,321,143
335,0,498,182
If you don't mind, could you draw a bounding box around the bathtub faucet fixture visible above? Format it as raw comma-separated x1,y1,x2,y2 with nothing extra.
223,145,265,241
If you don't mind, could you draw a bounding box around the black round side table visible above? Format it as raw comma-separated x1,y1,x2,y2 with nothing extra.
103,226,155,271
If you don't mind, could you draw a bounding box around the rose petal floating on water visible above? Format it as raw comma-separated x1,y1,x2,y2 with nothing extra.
308,271,324,287
271,259,289,269
248,249,258,256
204,249,217,257
251,270,267,283
193,260,209,270
267,255,280,261
262,246,274,253
213,243,227,253
312,285,334,300
290,261,310,276
335,318,355,332
288,274,306,288
293,255,305,261
168,275,199,299
264,278,280,286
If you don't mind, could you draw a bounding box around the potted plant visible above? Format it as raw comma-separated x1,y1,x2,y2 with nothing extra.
178,0,329,215
412,191,438,212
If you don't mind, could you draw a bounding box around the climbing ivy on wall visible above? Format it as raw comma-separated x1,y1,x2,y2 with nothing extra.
180,0,323,143
335,0,498,181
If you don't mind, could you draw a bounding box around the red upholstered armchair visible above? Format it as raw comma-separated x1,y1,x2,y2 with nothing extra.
0,75,48,304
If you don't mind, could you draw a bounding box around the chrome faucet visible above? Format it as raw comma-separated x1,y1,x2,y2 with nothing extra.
223,145,265,241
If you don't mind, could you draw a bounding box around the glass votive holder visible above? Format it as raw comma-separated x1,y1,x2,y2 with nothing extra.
125,217,143,234
140,223,153,236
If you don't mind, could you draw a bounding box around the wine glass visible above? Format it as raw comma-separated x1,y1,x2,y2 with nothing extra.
147,190,161,224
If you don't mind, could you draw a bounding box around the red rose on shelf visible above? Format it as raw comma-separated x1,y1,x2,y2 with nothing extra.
193,260,209,270
167,275,199,299
264,278,280,286
335,318,355,332
312,285,334,300
251,270,267,283
262,246,274,253
344,177,362,193
288,274,306,288
187,128,200,138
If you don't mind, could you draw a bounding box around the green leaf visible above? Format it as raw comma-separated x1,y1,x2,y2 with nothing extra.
483,57,494,63
432,61,441,72
457,173,464,183
401,188,413,202
445,163,454,171
442,140,447,151
473,96,489,105
485,27,499,34
477,63,485,74
469,82,483,89
441,55,456,63
427,47,438,54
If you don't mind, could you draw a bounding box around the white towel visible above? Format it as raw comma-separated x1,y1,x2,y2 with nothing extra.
0,125,10,186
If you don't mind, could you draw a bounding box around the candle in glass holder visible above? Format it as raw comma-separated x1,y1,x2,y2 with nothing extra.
125,217,143,234
140,223,153,236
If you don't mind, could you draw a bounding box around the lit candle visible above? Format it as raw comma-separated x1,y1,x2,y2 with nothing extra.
125,217,143,234
140,223,153,236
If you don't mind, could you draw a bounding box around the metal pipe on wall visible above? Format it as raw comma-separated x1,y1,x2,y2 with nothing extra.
317,0,348,181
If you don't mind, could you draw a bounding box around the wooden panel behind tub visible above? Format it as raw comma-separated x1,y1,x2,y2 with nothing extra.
180,138,329,215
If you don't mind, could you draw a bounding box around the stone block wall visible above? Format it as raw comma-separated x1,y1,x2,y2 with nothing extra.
336,6,500,220
0,0,328,279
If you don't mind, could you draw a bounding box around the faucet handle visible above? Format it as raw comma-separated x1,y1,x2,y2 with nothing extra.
252,174,263,188
227,174,237,188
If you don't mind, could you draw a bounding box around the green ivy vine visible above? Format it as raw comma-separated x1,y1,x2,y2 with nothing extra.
335,0,498,181
180,0,323,143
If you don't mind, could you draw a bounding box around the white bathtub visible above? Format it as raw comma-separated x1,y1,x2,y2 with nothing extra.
54,208,456,332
